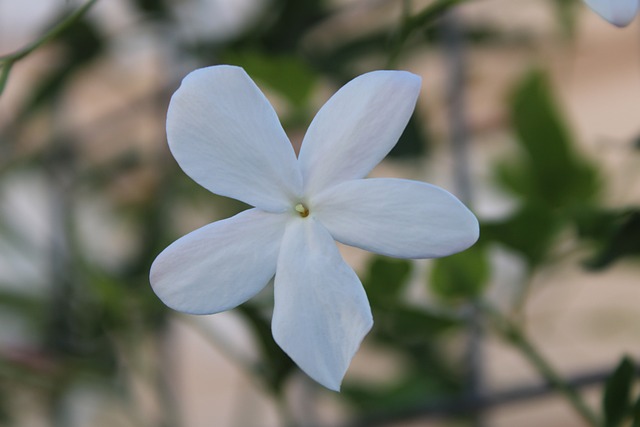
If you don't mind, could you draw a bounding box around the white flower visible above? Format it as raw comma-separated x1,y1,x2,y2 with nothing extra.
150,65,479,391
584,0,638,26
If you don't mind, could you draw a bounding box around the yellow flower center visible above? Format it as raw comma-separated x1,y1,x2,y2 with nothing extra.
295,203,310,218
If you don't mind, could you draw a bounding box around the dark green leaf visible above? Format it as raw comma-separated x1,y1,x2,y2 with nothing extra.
222,51,316,109
390,0,467,53
506,70,599,209
237,303,294,393
579,208,640,270
482,203,561,267
552,0,579,37
603,356,635,427
388,114,429,158
343,370,461,413
16,16,103,121
0,287,44,316
378,306,461,341
260,0,328,52
362,257,412,307
430,244,489,301
632,393,640,427
130,0,170,19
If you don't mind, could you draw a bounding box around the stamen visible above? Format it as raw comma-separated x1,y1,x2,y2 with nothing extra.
295,203,310,218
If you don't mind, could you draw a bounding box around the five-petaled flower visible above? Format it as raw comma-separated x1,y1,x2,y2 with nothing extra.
584,0,639,26
150,65,479,391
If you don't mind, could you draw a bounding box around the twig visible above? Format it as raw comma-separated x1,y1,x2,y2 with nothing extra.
336,362,627,427
388,0,475,63
0,0,98,96
484,304,601,427
441,7,485,426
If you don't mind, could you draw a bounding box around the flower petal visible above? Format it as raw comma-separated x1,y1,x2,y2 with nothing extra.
584,0,638,26
150,208,288,315
311,178,479,258
167,65,303,212
298,70,422,195
272,218,373,391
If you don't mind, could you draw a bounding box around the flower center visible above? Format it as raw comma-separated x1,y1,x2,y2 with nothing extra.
294,203,310,218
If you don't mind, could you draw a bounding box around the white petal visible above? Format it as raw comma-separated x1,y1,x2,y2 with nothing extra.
298,70,422,195
311,178,479,258
584,0,638,26
167,65,303,212
150,208,288,315
272,218,373,391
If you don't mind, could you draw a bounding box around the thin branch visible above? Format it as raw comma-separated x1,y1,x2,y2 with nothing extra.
388,0,475,63
441,8,485,427
336,363,629,427
0,0,98,96
484,304,601,427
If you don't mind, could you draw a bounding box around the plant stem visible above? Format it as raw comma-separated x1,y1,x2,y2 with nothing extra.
388,0,475,65
484,304,600,427
0,0,98,95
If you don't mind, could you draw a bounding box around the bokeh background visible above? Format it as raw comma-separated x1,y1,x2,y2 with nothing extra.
1,0,639,426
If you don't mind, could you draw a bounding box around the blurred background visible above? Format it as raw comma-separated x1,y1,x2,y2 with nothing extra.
1,0,639,426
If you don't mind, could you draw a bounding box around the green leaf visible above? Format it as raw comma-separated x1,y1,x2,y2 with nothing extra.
390,0,468,54
631,393,640,427
222,51,316,108
482,203,561,267
580,208,640,270
0,287,45,316
506,70,599,209
130,0,170,19
375,305,462,343
362,256,412,307
603,356,635,427
429,245,489,301
237,303,295,393
552,0,579,37
252,0,328,52
16,16,103,121
388,114,429,158
343,370,460,413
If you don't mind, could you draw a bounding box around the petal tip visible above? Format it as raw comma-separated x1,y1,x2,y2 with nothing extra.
453,207,481,254
584,0,638,27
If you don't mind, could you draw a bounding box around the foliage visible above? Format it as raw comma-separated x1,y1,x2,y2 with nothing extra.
0,0,638,426
603,356,636,427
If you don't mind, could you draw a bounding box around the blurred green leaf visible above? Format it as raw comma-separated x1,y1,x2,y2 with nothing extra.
505,70,599,210
362,255,463,404
221,51,316,109
603,356,635,427
238,303,294,393
17,16,104,121
430,244,489,301
224,0,327,54
0,0,98,97
130,0,170,19
0,388,9,425
578,208,640,270
552,0,579,37
390,0,467,57
343,370,460,413
0,288,44,316
483,203,561,267
376,306,462,342
389,114,429,158
350,307,463,414
309,31,390,75
362,256,412,307
632,393,640,427
262,0,327,52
